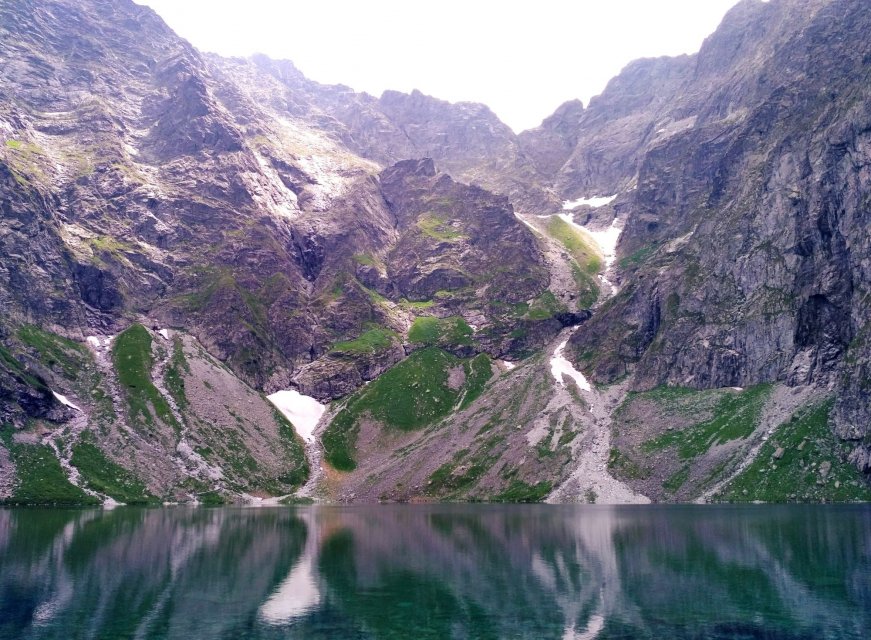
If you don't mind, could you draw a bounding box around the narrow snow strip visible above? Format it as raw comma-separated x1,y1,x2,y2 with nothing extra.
550,340,591,392
267,390,326,443
513,211,541,233
52,391,82,412
562,194,617,210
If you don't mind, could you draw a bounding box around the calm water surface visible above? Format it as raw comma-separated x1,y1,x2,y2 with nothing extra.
0,504,869,639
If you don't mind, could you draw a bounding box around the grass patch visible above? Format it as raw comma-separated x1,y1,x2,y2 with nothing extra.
663,465,690,494
4,139,46,184
164,336,189,411
352,253,381,268
720,400,871,502
618,244,657,269
459,354,493,409
570,261,600,308
544,216,602,306
408,316,473,347
0,344,48,391
607,447,650,480
493,480,552,503
321,409,359,472
408,316,441,343
330,325,397,356
197,491,229,506
271,408,311,489
322,348,492,471
526,290,567,320
417,213,464,241
89,235,130,255
112,324,180,432
426,448,497,497
545,216,601,273
70,442,157,504
16,325,87,380
1,429,98,506
641,385,773,459
399,298,435,311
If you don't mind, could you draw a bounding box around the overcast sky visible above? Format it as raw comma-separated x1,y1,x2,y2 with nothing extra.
137,0,739,133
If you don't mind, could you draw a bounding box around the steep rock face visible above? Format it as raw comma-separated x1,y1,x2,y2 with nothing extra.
289,159,552,401
521,0,835,202
0,0,552,402
380,158,546,304
566,0,871,470
214,55,559,214
552,56,696,199
374,90,557,213
517,99,585,179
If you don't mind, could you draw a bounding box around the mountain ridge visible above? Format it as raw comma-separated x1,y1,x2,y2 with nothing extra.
1,0,870,504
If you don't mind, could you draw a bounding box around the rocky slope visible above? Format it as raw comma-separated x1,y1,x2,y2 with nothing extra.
1,0,870,504
563,0,871,477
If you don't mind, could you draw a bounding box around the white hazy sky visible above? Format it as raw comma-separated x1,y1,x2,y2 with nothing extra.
137,0,739,132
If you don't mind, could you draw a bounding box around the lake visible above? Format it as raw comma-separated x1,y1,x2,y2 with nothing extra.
1,504,869,639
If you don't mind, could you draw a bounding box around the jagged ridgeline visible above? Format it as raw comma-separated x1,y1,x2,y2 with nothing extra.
1,0,870,504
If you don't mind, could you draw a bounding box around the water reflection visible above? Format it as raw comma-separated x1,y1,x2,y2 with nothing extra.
1,505,869,639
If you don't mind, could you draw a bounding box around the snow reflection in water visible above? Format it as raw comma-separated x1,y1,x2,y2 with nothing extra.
0,505,869,639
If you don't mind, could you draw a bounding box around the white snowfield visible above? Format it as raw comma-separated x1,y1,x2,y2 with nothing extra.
550,340,591,392
562,194,617,210
561,214,623,269
553,204,624,296
266,390,326,443
52,391,82,412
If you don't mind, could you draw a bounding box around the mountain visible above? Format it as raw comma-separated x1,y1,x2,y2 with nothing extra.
564,0,871,479
1,0,869,505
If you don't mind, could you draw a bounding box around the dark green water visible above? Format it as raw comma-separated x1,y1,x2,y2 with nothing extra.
0,505,869,639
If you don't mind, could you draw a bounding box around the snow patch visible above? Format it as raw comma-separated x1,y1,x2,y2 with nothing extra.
559,214,622,269
158,329,170,340
501,360,516,371
52,391,81,412
551,211,624,296
86,335,112,349
562,194,617,210
550,340,591,392
267,390,326,443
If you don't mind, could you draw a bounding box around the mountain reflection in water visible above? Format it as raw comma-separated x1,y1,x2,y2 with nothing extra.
0,504,869,639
